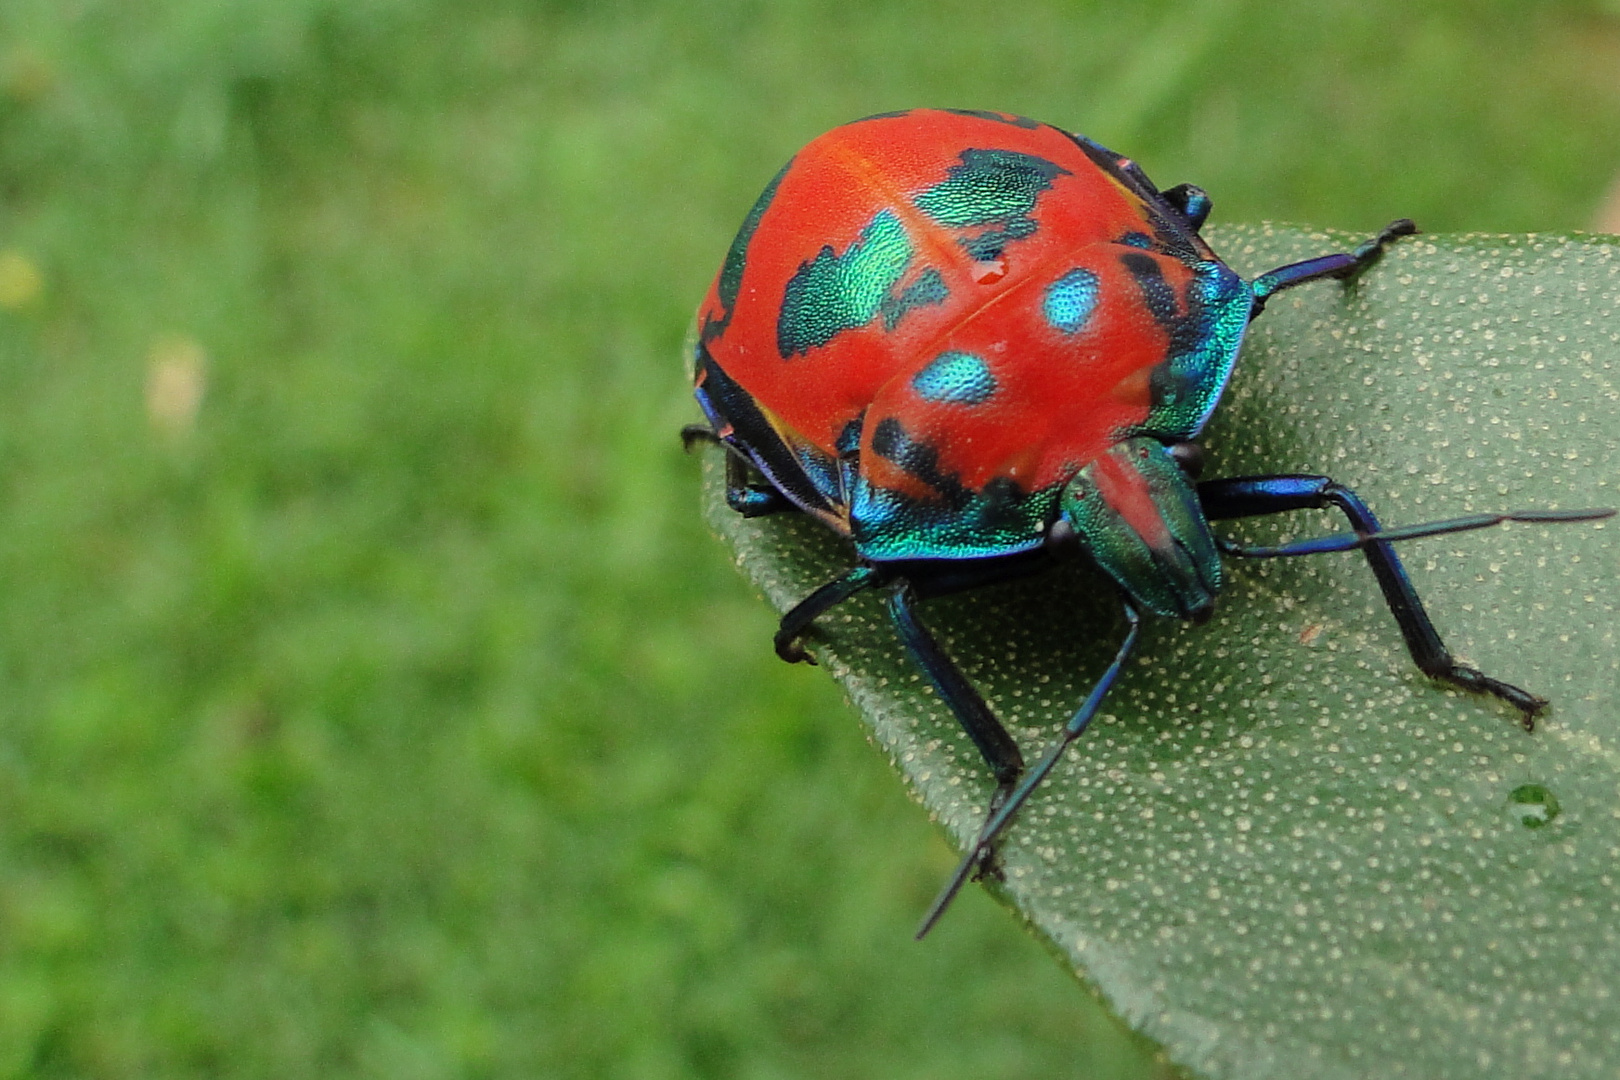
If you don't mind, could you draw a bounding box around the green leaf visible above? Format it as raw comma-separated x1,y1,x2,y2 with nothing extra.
701,226,1620,1079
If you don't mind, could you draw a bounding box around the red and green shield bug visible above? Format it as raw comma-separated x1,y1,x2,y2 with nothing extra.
682,109,1614,936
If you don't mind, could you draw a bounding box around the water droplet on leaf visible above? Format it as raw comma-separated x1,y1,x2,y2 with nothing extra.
1507,784,1559,829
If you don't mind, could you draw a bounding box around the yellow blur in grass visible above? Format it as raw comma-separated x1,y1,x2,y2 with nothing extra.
146,335,208,438
0,250,43,310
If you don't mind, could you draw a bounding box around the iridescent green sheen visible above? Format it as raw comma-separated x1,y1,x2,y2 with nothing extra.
776,210,913,358
1138,261,1255,439
1058,438,1221,619
848,417,1056,560
914,149,1068,261
913,149,1068,227
850,479,1060,561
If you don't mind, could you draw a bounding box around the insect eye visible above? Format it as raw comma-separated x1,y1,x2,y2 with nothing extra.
1167,440,1206,478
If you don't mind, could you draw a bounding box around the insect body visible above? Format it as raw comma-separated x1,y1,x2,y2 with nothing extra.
685,109,1612,936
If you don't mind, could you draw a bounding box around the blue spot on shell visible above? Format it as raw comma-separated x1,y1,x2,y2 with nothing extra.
911,351,997,405
1044,268,1100,334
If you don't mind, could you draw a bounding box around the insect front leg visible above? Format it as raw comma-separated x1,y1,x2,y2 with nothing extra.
1199,474,1555,728
1249,218,1418,317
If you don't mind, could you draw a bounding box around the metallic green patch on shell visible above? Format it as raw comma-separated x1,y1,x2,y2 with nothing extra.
777,210,913,358
914,148,1070,263
913,148,1069,227
849,416,1053,560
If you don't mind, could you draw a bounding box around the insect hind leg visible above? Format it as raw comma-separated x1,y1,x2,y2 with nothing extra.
680,422,798,518
885,579,1028,935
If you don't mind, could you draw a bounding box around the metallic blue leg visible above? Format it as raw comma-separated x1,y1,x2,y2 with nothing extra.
915,600,1142,939
1249,218,1417,316
887,581,1026,790
1197,474,1589,727
1217,506,1613,558
680,423,797,517
723,451,797,517
774,564,885,664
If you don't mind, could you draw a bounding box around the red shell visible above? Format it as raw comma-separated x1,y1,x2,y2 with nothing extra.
698,110,1219,506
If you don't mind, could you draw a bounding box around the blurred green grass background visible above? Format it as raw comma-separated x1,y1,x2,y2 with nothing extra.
0,1,1618,1077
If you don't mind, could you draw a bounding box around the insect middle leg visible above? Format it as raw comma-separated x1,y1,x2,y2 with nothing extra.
769,568,1029,933
887,579,1026,793
885,579,1028,933
1198,474,1548,728
913,597,1143,938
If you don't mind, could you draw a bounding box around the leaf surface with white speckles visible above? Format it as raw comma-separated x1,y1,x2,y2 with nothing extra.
701,225,1620,1080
